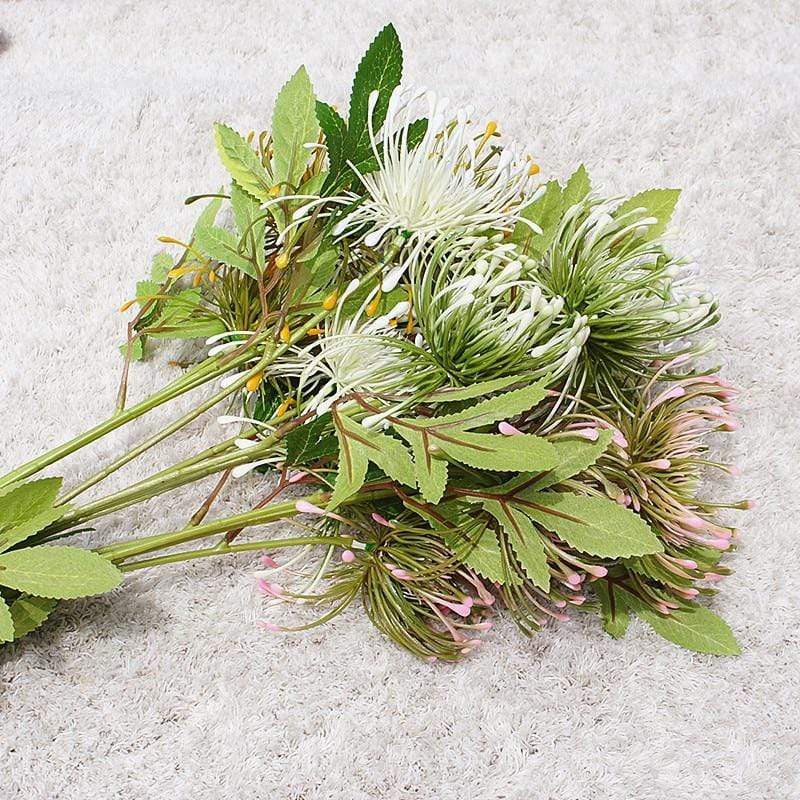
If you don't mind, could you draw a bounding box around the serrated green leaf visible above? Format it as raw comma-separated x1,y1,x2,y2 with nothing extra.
517,491,663,558
345,24,403,166
230,183,266,271
213,123,272,202
595,581,630,639
337,415,415,489
150,252,173,282
194,225,256,277
531,429,613,490
424,375,528,403
434,430,556,473
0,597,13,642
192,192,224,239
0,546,122,599
627,594,740,655
395,427,448,504
272,66,319,194
562,164,591,208
0,478,65,553
443,517,514,586
414,380,549,431
284,413,338,466
483,499,549,590
615,188,681,240
328,414,370,508
316,101,347,187
9,594,58,640
512,180,563,255
147,318,226,341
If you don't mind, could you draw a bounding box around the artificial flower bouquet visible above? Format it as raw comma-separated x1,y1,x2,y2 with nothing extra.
0,25,748,661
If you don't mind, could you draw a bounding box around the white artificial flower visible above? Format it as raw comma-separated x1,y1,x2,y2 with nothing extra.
329,87,545,292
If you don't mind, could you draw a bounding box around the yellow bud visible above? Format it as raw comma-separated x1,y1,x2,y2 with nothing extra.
192,272,203,287
275,252,290,270
307,327,323,336
485,121,498,137
208,270,218,283
366,290,382,318
246,130,255,144
280,323,291,343
268,185,282,198
119,299,137,312
528,162,540,176
322,290,339,311
245,372,264,393
275,397,296,417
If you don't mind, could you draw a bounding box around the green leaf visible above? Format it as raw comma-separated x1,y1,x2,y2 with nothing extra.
0,546,122,599
531,429,613,490
0,478,65,553
230,182,266,271
272,66,319,191
562,164,591,208
628,595,741,655
345,24,403,165
284,413,338,466
615,188,681,240
595,581,630,639
148,318,226,341
0,597,13,642
213,123,272,202
338,415,415,488
328,415,370,508
414,380,549,431
482,499,549,590
194,225,257,277
442,516,515,585
511,180,563,255
316,101,347,189
192,192,224,238
517,491,662,558
119,338,145,361
424,375,527,403
150,252,173,282
9,595,58,640
395,427,448,504
434,430,556,472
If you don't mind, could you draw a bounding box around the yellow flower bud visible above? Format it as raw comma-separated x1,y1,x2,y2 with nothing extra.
268,185,282,198
366,291,382,318
208,270,218,283
280,323,291,343
528,162,540,176
119,299,137,312
245,372,264,393
275,252,290,270
322,290,339,311
485,121,498,137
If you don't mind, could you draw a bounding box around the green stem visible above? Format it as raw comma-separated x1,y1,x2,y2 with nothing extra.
118,534,352,572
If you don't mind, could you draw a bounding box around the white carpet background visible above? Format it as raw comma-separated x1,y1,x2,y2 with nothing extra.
1,2,798,798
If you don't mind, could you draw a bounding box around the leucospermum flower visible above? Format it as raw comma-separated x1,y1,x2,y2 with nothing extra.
533,194,719,407
331,87,545,292
412,234,588,385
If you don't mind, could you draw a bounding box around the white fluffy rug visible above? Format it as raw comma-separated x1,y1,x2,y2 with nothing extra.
1,2,798,798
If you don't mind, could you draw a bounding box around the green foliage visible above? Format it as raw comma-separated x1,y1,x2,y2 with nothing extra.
517,491,662,558
562,164,591,208
272,66,319,192
595,580,631,638
530,430,613,490
0,598,13,642
615,188,680,239
0,546,122,599
0,477,66,553
230,183,266,272
284,412,338,466
8,595,58,640
194,225,257,278
625,590,740,655
316,101,347,185
213,123,272,202
511,179,563,255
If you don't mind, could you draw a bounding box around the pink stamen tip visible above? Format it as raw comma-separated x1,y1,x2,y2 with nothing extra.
482,593,496,606
391,568,411,580
661,386,686,402
728,465,742,477
463,596,475,608
651,458,671,470
474,621,493,631
575,427,600,441
260,555,279,569
295,499,326,516
371,512,392,527
569,596,586,606
439,600,472,618
744,499,756,509
655,604,672,615
498,421,523,436
341,550,356,563
258,621,282,633
683,588,700,597
287,471,307,484
709,538,731,551
612,430,629,449
553,612,570,622
554,599,567,608
566,573,583,586
683,515,706,530
705,572,724,582
587,565,608,578
677,559,698,570
721,420,740,431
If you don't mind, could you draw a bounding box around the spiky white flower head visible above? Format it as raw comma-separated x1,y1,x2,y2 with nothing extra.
269,292,440,416
331,87,545,292
412,234,588,385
